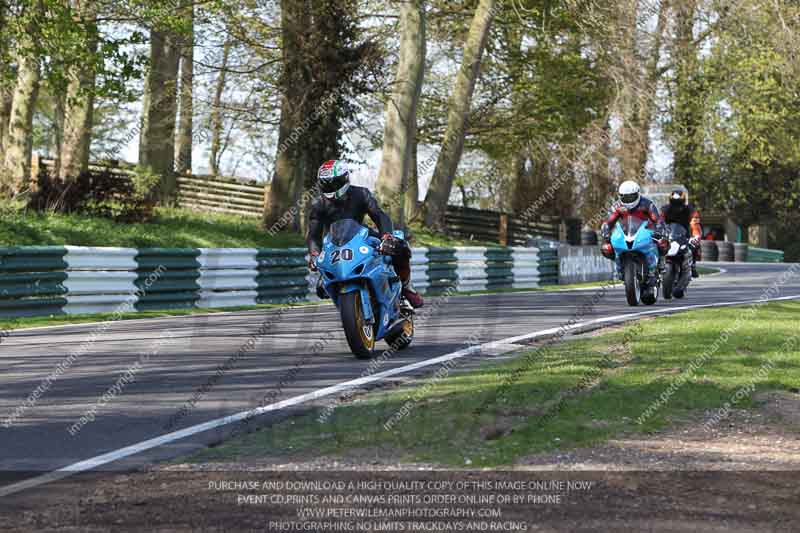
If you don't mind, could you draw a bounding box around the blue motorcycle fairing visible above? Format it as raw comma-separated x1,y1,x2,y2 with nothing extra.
610,218,659,273
316,221,404,340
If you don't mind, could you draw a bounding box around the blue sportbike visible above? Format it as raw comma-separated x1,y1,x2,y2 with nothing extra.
610,216,662,306
315,220,414,358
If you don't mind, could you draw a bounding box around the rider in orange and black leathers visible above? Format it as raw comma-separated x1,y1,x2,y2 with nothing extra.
660,190,702,278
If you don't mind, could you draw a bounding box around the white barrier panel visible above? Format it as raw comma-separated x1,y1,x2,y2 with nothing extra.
455,247,487,291
411,247,430,292
197,270,258,291
64,246,137,270
511,247,541,289
198,248,258,269
63,271,139,295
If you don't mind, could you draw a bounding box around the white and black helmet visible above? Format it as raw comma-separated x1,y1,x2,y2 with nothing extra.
618,180,641,210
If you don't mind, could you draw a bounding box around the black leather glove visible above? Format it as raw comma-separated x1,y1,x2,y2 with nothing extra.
379,233,398,255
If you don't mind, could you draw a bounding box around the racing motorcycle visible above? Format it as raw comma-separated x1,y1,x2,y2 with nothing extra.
314,219,414,359
662,223,693,300
605,217,661,306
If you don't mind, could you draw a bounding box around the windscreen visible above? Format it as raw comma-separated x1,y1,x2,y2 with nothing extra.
622,216,646,236
329,219,363,246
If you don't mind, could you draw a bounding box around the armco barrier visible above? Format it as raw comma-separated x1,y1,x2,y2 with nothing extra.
135,249,201,311
0,247,68,318
0,245,555,318
425,248,459,295
256,249,308,304
485,248,514,290
537,247,559,286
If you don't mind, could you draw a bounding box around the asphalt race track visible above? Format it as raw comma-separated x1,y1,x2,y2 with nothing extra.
1,262,798,488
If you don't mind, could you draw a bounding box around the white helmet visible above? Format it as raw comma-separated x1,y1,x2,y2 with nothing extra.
618,180,641,210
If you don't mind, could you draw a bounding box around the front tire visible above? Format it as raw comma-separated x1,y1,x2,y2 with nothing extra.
663,262,675,300
340,291,376,359
623,257,641,306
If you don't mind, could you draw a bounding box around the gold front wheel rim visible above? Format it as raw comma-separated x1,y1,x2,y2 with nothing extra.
355,293,375,349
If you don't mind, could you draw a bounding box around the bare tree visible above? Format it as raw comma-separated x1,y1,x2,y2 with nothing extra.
139,28,181,201
59,1,98,181
175,3,194,175
208,40,231,176
1,43,40,193
423,0,495,229
376,0,426,228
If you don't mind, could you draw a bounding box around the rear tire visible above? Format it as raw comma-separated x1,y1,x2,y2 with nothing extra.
663,263,675,300
623,257,641,306
385,315,414,351
340,291,376,359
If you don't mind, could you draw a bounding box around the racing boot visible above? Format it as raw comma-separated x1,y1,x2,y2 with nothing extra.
402,280,424,309
394,256,424,308
692,264,699,278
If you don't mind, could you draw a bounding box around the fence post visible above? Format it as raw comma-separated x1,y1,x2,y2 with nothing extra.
499,214,508,246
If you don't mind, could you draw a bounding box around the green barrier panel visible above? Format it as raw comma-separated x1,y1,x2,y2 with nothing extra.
0,246,68,272
0,297,69,318
0,271,68,298
256,248,308,304
0,247,68,318
135,249,201,311
426,248,458,294
537,249,559,285
486,248,514,289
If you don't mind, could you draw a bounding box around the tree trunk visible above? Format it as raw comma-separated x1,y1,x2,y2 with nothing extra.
634,0,669,179
376,0,426,229
1,52,40,194
59,2,98,182
140,29,181,202
175,4,194,175
672,0,700,185
0,86,11,156
404,134,422,223
0,1,11,157
617,0,644,183
208,40,231,176
423,0,495,229
53,93,65,174
138,70,150,160
264,0,310,229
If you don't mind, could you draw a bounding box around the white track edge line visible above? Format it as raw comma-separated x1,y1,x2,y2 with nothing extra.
2,293,799,497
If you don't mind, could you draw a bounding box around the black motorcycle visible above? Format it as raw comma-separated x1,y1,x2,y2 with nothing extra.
662,223,694,300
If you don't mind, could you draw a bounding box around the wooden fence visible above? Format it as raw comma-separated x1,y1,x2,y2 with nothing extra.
176,176,567,244
176,175,265,217
31,161,567,245
443,205,566,245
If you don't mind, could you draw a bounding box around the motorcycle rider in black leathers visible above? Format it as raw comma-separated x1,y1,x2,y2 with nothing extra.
306,160,424,308
660,189,702,278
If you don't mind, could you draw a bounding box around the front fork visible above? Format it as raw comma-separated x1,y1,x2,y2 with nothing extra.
615,254,661,286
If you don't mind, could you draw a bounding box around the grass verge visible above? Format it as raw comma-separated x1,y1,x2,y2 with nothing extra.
0,205,496,249
186,300,800,467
